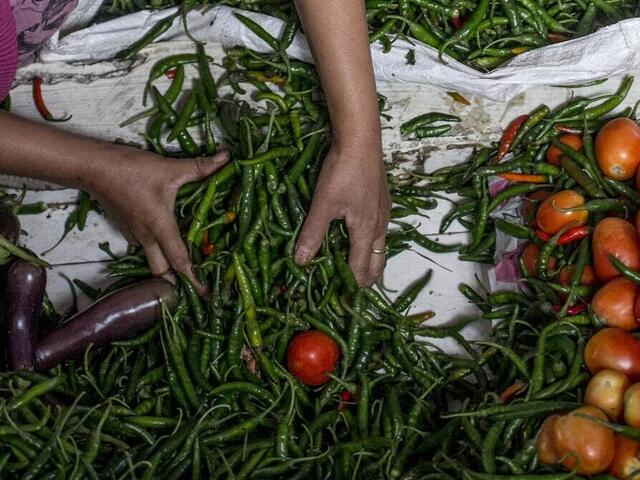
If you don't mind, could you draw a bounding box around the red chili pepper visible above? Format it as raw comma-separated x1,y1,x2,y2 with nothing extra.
548,33,568,43
554,124,582,135
165,68,178,79
201,243,215,256
493,115,528,164
498,173,548,183
32,77,72,123
551,303,587,316
446,91,471,106
535,229,552,242
499,381,525,404
558,226,591,245
338,389,354,411
451,15,463,30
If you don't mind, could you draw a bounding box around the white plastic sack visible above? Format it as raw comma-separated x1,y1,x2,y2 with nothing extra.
44,4,640,101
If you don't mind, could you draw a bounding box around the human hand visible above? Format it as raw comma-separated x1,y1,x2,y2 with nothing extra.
293,142,391,286
88,145,229,292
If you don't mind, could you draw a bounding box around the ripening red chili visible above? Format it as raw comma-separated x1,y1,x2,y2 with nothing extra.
495,115,528,163
287,330,341,386
201,243,215,256
32,77,72,123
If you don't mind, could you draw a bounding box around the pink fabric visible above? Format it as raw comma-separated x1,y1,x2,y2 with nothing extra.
11,0,78,66
0,0,18,101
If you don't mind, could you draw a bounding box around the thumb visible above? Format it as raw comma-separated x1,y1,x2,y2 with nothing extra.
294,202,333,266
178,151,230,184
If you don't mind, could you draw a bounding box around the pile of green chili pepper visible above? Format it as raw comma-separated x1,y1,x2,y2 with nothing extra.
3,27,640,480
100,0,637,71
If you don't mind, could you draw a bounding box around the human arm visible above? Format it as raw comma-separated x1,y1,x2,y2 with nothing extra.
0,111,228,289
292,0,390,286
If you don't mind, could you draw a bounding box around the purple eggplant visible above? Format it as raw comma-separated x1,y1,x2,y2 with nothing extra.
35,279,178,371
0,204,20,245
4,259,46,370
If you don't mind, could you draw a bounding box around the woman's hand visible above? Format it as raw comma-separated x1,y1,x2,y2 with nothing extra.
294,142,390,286
88,145,229,291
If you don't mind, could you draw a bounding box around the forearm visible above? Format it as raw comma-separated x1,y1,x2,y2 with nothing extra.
294,0,381,152
0,111,123,190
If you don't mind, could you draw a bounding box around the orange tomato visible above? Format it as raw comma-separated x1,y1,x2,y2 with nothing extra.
536,190,588,234
596,118,640,181
609,434,640,479
546,134,583,166
585,328,640,378
521,243,557,277
593,218,640,282
552,406,615,474
584,369,631,421
637,210,640,236
591,278,639,330
522,190,552,226
624,383,640,429
537,415,561,466
557,265,598,287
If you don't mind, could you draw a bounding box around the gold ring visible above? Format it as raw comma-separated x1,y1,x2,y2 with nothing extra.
371,246,388,255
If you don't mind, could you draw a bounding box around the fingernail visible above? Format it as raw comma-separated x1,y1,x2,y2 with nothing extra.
294,245,311,265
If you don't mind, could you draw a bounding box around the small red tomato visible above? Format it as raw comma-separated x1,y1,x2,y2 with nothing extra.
536,190,588,234
596,118,640,181
537,415,561,466
520,243,557,277
287,330,341,386
624,383,640,429
592,217,640,282
546,134,583,166
584,369,631,422
553,406,615,475
585,328,640,379
609,434,640,479
557,265,598,287
591,278,639,331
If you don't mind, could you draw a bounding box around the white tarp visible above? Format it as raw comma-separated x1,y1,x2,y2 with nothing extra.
40,3,640,102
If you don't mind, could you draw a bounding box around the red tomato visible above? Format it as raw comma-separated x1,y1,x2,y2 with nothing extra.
584,369,631,421
537,415,561,466
522,190,552,226
593,218,640,282
287,330,341,386
536,190,588,234
591,278,639,331
553,406,615,475
521,243,557,277
596,118,640,181
609,434,640,479
546,134,583,166
558,265,598,287
585,328,640,378
624,383,640,429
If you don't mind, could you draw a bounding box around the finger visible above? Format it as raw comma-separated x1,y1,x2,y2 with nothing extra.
368,233,387,285
154,217,206,295
347,223,375,287
177,151,230,184
142,241,171,277
294,201,334,265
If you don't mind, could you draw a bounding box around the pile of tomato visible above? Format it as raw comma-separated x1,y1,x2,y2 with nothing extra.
517,117,640,476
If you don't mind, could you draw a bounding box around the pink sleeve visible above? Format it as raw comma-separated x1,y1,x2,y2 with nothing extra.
0,0,18,101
